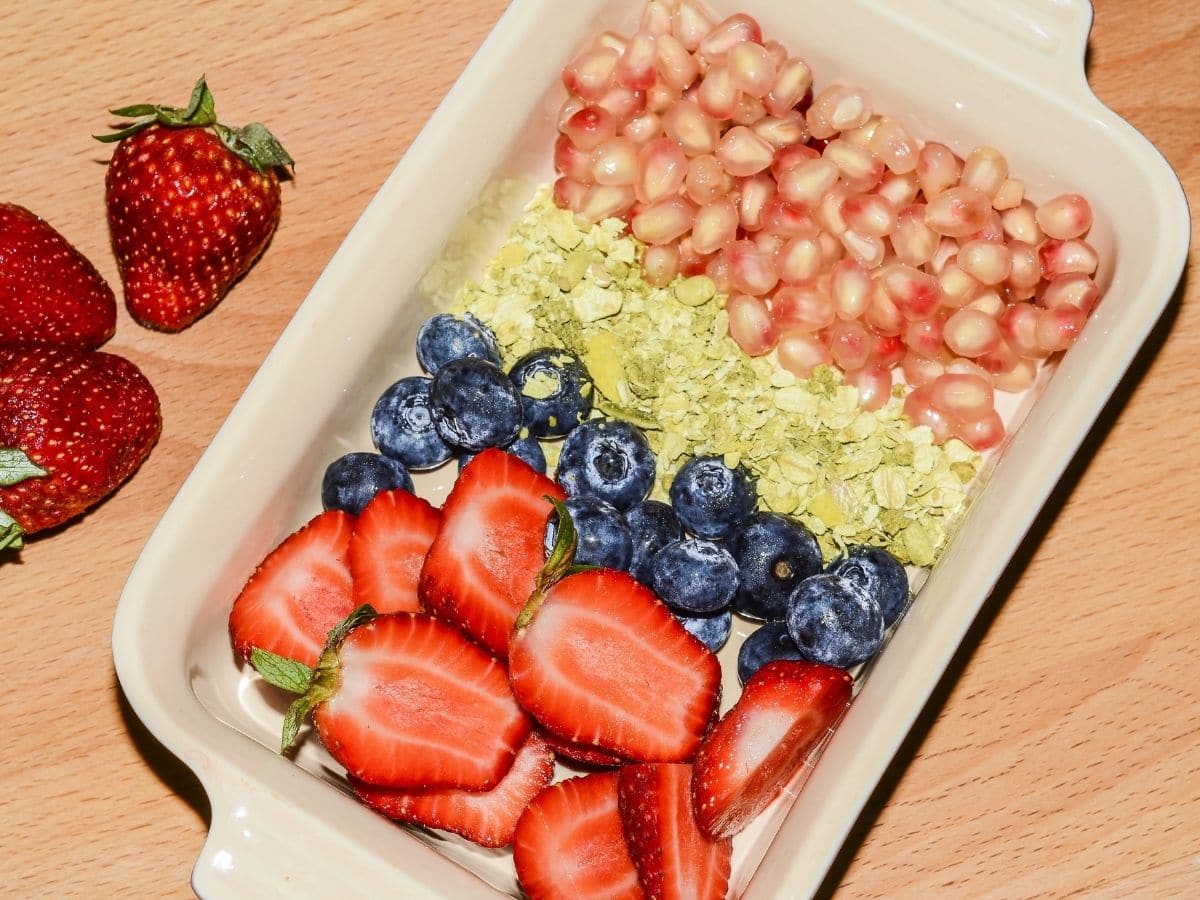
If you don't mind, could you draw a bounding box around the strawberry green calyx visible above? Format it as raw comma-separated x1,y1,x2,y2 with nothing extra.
515,497,584,631
0,511,24,552
0,450,46,553
251,603,377,753
94,75,294,175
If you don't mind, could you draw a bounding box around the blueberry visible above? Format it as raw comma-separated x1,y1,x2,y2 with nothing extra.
675,608,733,653
624,499,684,583
429,357,523,451
415,313,500,375
827,546,910,628
786,573,883,669
321,452,413,515
459,432,547,475
545,496,632,570
731,512,823,621
669,456,757,541
509,349,594,439
556,419,656,512
370,376,454,470
647,538,738,614
737,621,807,686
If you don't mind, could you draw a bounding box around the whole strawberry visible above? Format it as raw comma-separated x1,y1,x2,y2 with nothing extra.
0,204,116,348
95,76,293,331
0,343,161,541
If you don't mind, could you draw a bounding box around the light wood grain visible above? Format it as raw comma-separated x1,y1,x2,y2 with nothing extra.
0,1,1195,897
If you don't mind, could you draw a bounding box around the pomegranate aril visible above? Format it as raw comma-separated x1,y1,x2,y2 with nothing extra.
967,290,1005,319
731,93,769,127
865,283,904,335
691,197,739,255
737,173,775,232
904,316,944,358
1006,240,1042,297
818,230,844,267
916,142,961,198
846,363,893,410
778,235,822,284
760,196,812,237
1001,303,1047,359
777,158,839,209
555,134,594,183
657,34,700,91
640,0,673,37
623,112,662,145
871,331,907,369
617,31,659,91
591,137,639,186
764,57,813,117
944,307,1001,358
976,336,1020,377
875,170,920,208
903,385,954,443
938,260,982,308
698,13,763,62
831,258,871,319
893,204,938,267
579,184,636,223
957,239,1012,285
972,209,1005,244
992,178,1024,211
808,84,871,137
842,193,896,238
954,410,1005,452
929,236,959,274
840,229,885,270
636,137,688,204
960,146,1008,199
815,185,849,236
763,39,787,69
926,186,991,238
596,31,628,54
677,235,709,276
632,195,696,245
674,0,716,52
685,153,733,206
777,329,832,377
564,105,617,152
773,285,835,332
992,357,1037,392
827,318,873,369
1001,200,1043,244
647,82,679,114
1039,238,1098,277
867,117,918,174
663,100,719,155
597,85,646,124
716,125,775,177
1036,304,1086,353
1040,272,1100,313
1036,193,1093,240
753,113,808,149
824,139,884,192
553,177,588,213
728,41,776,97
929,372,994,422
643,242,681,287
882,264,940,320
901,350,946,387
563,46,620,102
841,117,878,148
727,293,778,355
697,65,738,119
728,239,779,295
753,230,785,259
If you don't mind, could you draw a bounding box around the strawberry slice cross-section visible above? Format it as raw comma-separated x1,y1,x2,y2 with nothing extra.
348,488,440,614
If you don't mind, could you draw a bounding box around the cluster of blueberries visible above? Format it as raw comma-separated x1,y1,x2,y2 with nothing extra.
321,312,909,680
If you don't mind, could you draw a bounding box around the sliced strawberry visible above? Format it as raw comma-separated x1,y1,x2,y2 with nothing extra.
513,771,645,900
348,488,440,614
229,510,356,667
419,448,564,657
539,728,627,769
509,567,721,763
618,763,732,900
353,731,555,848
312,612,531,790
692,659,853,840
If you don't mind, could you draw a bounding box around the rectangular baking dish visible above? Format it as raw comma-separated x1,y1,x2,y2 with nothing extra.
111,0,1190,897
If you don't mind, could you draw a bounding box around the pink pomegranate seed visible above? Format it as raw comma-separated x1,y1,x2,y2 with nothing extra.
647,83,680,114
929,236,959,274
737,173,775,232
663,100,719,155
558,95,587,133
992,357,1037,392
1006,240,1042,298
778,235,823,284
957,239,1012,285
875,170,920,208
563,46,620,102
901,350,946,387
727,293,778,356
761,196,813,237
640,0,673,36
715,126,775,177
929,372,994,422
842,193,897,238
555,134,595,183
1035,193,1093,240
938,260,981,308
976,337,1020,377
1040,272,1100,313
706,246,735,292
753,230,786,260
818,230,844,267
992,178,1024,211
753,113,809,149
967,290,1005,319
623,112,662,145
728,239,779,295
824,139,885,192
591,137,639,186
698,13,763,62
903,385,954,443
871,331,907,369
643,242,681,287
777,329,832,377
904,316,944,358
1001,200,1043,244
596,31,628,54
866,283,904,335
636,137,688,204
677,236,709,276
882,264,940,319
916,142,961,199
684,154,733,205
691,197,739,255
764,58,813,117
673,0,716,52
808,84,871,137
925,185,992,238
972,210,1005,244
579,184,636,223
553,176,589,213
944,308,1001,357
762,40,787,69
632,195,696,245
954,410,1004,451
840,229,885,269
893,204,939,267
867,117,918,175
773,285,836,332
564,105,617,152
827,318,873,369
697,65,738,119
728,42,776,97
1036,304,1087,354
657,34,700,91
596,85,646,125
831,258,871,319
777,158,839,210
1039,238,1099,278
840,117,878,149
1001,303,1047,358
960,146,1008,199
731,94,769,127
616,31,659,91
846,364,893,410
771,144,820,182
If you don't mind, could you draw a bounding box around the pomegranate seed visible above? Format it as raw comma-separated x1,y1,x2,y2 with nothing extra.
596,85,646,125
761,196,813,237
697,65,738,119
871,331,907,369
827,318,873,369
764,58,813,117
564,105,617,152
563,47,620,102
929,236,959,274
831,258,871,319
558,95,586,133
1006,240,1042,297
647,83,680,114
657,34,700,91
728,42,776,97
753,230,786,259
813,183,848,236
957,239,1012,285
840,117,878,149
840,229,885,269
635,137,688,204
954,410,1004,451
691,197,739,254
967,290,1005,319
698,13,763,62
808,84,871,137
591,137,639,186
728,293,778,355
579,184,636,223
904,316,944,358
846,364,893,410
553,176,588,213
677,236,710,276
1001,200,1043,244
1039,238,1098,277
728,239,779,295
737,173,775,232
972,210,1005,244
944,308,1001,357
596,31,628,54
684,154,733,205
1035,193,1093,240
706,246,734,292
763,40,788,69
893,204,939,267
673,0,716,51
731,94,769,127
1001,303,1047,358
771,144,820,182
773,285,835,332
615,31,658,92
866,282,904,334
882,264,940,319
818,230,844,267
777,329,832,377
925,185,992,238
778,235,823,284
992,178,1024,211
623,112,663,145
901,350,946,387
903,385,954,443
1036,304,1087,353
842,193,897,238
938,260,981,308
1040,272,1100,313
555,134,595,183
992,357,1037,392
753,113,808,148
663,100,719,155
824,139,885,192
976,337,1020,377
632,195,696,245
929,372,993,422
875,170,920,208
643,242,681,287
715,126,775,177
867,116,918,175
640,0,673,37
960,146,1008,199
777,158,839,210
916,142,961,198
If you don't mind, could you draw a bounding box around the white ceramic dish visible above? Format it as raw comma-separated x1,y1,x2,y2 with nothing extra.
112,0,1189,897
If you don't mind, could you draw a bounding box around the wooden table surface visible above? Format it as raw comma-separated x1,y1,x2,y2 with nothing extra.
0,1,1195,897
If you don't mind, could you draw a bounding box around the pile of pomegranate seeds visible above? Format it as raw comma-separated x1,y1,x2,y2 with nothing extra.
552,0,1101,452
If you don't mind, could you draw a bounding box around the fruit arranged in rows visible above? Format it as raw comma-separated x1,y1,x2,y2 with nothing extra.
551,3,1104,451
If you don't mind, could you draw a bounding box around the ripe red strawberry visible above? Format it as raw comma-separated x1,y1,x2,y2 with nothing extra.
254,609,530,791
418,448,564,657
617,763,732,900
0,343,160,542
348,488,440,614
353,731,555,848
538,728,627,769
0,204,116,348
228,509,356,668
691,660,853,840
96,76,292,331
509,566,721,764
513,771,645,900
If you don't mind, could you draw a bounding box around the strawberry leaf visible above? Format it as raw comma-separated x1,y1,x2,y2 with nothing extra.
214,121,294,174
250,648,314,695
0,511,24,552
515,498,578,631
0,449,47,486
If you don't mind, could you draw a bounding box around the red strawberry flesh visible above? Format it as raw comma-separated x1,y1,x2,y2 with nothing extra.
691,659,853,840
314,612,530,790
228,509,356,668
539,727,627,769
348,488,440,614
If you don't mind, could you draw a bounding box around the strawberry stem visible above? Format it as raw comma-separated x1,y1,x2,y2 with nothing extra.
514,498,577,631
